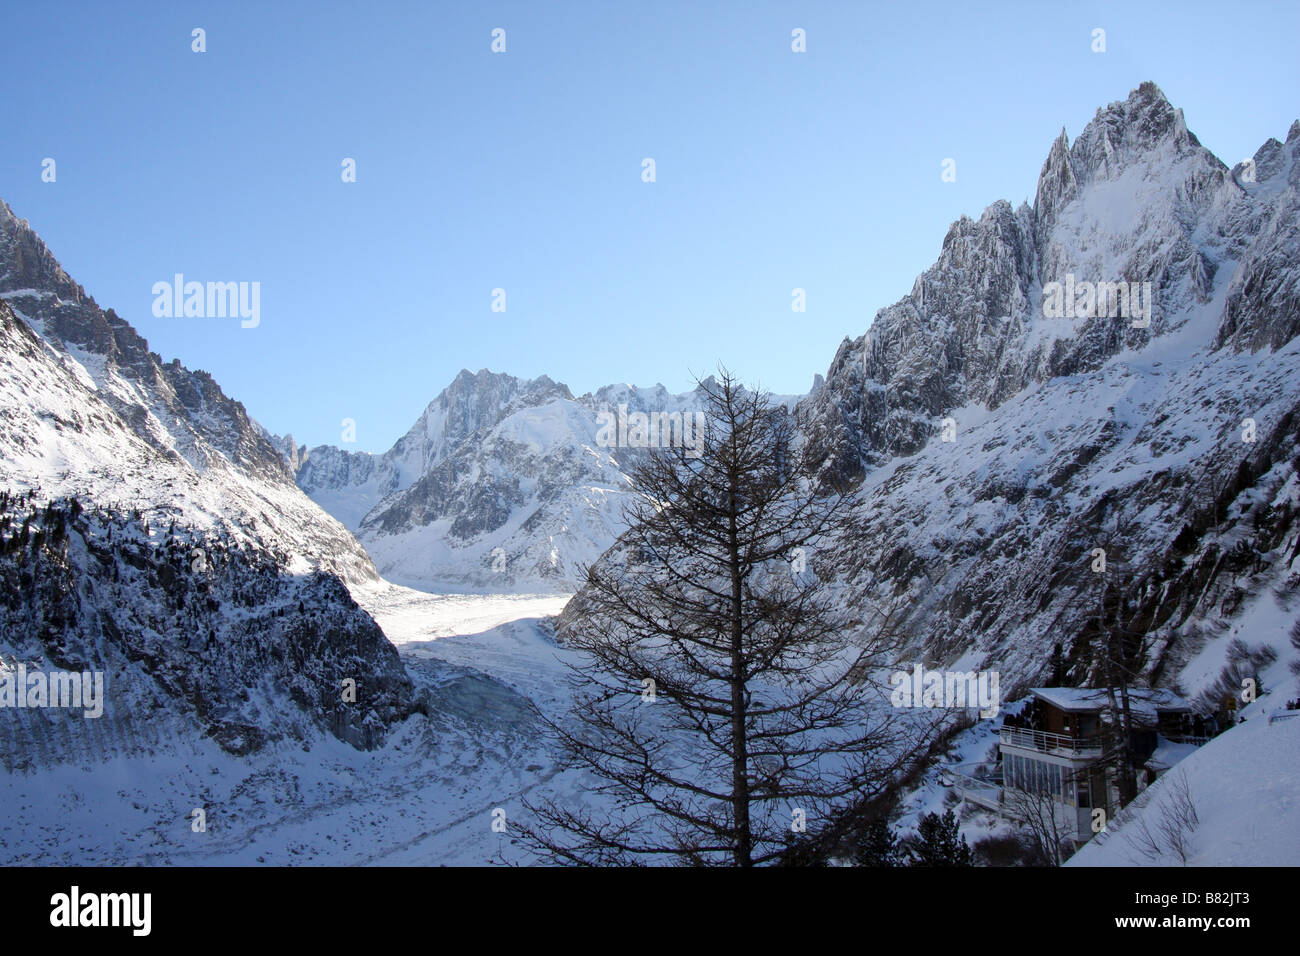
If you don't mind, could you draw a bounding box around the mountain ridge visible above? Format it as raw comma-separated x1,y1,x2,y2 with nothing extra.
280,367,803,589
567,82,1300,711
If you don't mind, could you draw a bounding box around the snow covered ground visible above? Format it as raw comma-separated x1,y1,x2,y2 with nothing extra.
0,584,584,866
1069,703,1300,866
5,579,1296,866
353,583,577,736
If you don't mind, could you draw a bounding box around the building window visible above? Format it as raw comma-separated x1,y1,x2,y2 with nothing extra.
1005,754,1069,799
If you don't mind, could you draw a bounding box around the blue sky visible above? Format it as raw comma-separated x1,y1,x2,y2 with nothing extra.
3,1,1297,452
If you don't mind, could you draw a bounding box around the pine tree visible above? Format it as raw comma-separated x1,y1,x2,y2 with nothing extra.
908,810,973,867
854,816,904,866
1047,642,1068,686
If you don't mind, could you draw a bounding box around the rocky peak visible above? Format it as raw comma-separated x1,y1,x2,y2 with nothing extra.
0,199,86,304
1033,127,1076,248
800,83,1298,486
0,200,291,486
1072,82,1193,177
405,368,575,469
1034,83,1207,255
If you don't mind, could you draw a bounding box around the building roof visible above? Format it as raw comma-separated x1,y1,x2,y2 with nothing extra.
1029,687,1191,717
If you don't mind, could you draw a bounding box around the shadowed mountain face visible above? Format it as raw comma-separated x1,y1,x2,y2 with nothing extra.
572,83,1300,694
0,205,415,760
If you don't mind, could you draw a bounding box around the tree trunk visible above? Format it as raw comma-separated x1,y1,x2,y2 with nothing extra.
728,482,751,867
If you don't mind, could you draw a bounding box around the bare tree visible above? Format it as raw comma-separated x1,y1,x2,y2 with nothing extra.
1157,770,1200,864
1123,769,1200,865
519,370,919,866
1005,777,1072,866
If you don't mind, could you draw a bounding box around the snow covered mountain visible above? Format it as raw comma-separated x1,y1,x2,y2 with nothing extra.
2,80,1295,866
282,372,797,590
289,370,574,533
575,83,1300,707
792,83,1300,698
0,200,415,761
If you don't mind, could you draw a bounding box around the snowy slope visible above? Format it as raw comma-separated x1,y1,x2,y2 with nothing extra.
1068,708,1300,866
0,199,378,589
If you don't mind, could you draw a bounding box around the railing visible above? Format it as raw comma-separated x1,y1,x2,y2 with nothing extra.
948,771,1093,840
998,726,1103,755
947,771,1004,812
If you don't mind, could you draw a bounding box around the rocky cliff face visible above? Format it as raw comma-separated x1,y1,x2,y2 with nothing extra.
0,489,412,766
0,207,415,763
798,83,1270,484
